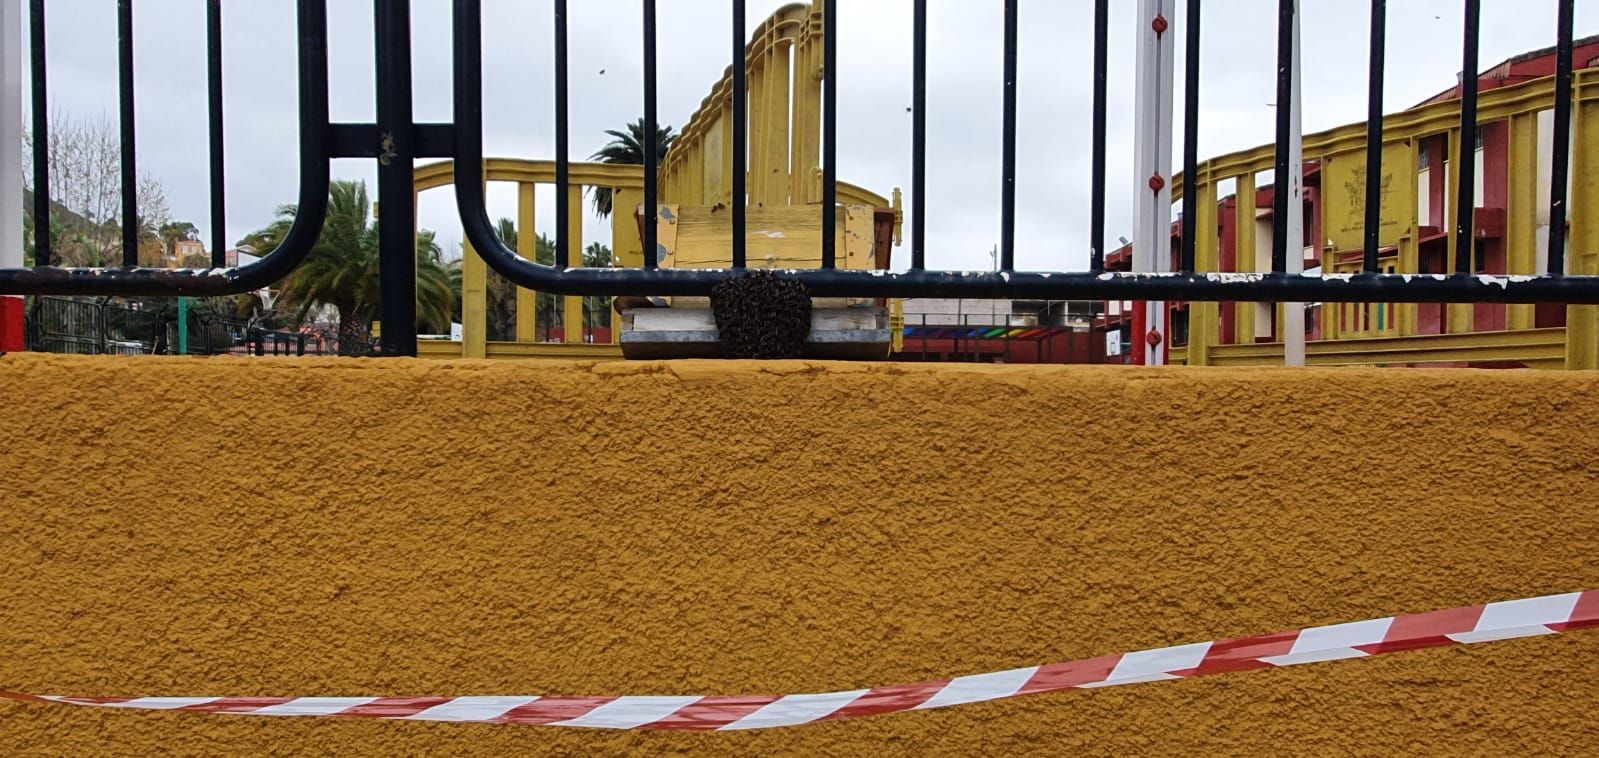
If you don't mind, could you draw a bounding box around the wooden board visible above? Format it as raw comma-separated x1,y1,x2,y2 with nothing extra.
631,203,890,308
657,204,875,271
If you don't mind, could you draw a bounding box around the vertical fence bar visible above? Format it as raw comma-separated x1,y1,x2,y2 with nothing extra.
911,0,926,270
1090,0,1108,272
555,0,570,269
28,0,48,266
1453,0,1480,274
732,0,747,268
1362,0,1385,273
375,0,417,356
821,0,836,269
1549,0,1574,276
999,0,1018,272
556,0,577,342
642,0,658,268
117,0,137,266
1282,0,1305,366
1270,0,1294,273
1179,0,1199,273
207,0,225,268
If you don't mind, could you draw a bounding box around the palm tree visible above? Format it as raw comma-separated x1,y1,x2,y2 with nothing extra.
241,179,455,355
413,229,455,335
582,242,614,331
465,218,562,340
588,118,677,218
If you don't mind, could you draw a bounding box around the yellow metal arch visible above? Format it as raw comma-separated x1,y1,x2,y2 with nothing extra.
413,158,648,359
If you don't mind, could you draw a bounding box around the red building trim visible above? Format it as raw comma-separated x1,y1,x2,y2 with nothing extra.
0,296,22,352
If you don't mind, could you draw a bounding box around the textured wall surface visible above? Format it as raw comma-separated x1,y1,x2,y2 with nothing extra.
1,353,1596,756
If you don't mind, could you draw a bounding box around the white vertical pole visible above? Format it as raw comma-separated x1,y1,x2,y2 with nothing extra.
1133,0,1174,366
1282,0,1306,366
1,0,21,272
1,0,23,351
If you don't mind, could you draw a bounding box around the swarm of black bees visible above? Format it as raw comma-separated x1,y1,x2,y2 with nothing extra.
710,270,812,359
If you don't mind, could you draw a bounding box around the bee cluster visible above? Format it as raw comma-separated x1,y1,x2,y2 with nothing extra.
710,270,812,359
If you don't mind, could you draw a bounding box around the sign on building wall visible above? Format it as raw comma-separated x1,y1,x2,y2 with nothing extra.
1320,143,1415,254
1106,330,1122,357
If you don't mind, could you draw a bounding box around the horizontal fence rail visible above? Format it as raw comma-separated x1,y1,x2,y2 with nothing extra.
3,0,1598,359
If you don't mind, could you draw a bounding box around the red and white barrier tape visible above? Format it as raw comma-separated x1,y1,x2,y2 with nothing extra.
4,590,1595,731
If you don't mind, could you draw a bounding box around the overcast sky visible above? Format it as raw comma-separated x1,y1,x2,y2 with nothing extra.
21,1,1599,273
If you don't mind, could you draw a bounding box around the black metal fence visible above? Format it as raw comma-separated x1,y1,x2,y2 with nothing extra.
24,296,343,357
27,297,164,355
0,0,1592,358
28,297,112,354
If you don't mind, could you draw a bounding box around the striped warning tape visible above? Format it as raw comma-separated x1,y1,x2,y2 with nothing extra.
3,589,1595,731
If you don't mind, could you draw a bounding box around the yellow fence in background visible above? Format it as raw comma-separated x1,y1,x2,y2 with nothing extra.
1174,69,1599,369
414,159,642,360
412,159,893,361
1172,327,1568,369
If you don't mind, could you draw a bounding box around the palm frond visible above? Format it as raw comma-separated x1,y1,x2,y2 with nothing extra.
586,118,678,218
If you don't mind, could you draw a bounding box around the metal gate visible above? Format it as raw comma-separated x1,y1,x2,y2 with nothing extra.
1,0,1592,358
26,297,163,355
28,297,106,354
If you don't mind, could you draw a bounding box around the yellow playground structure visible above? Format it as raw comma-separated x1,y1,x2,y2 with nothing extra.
415,1,902,361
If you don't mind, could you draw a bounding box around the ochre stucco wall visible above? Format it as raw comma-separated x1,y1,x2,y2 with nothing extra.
1,353,1596,755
